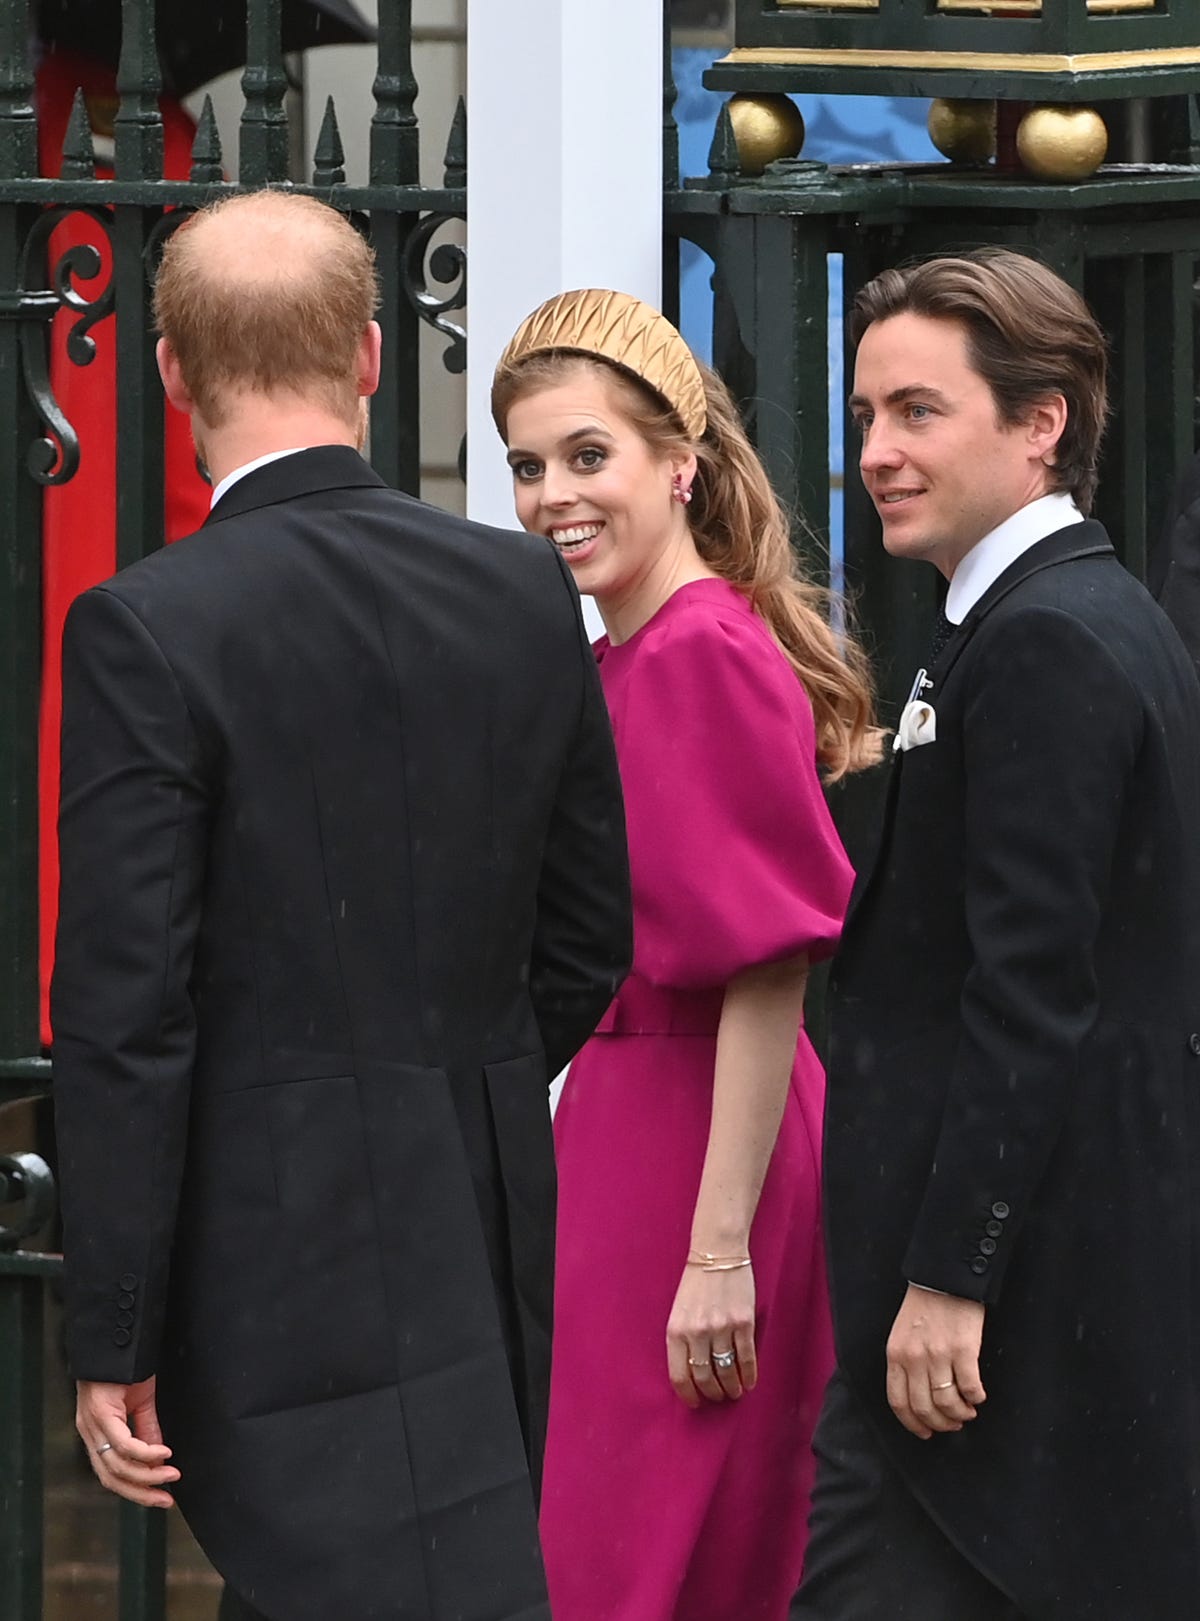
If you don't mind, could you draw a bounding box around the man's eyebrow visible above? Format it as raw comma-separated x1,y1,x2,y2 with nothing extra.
505,424,615,463
848,385,952,412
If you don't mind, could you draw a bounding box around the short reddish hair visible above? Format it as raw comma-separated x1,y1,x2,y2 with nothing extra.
153,190,379,427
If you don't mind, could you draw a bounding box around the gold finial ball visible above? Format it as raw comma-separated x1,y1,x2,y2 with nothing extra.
1016,106,1109,182
727,93,806,178
927,99,996,165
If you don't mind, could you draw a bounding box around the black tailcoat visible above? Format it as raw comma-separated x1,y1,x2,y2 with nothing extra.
52,447,632,1620
825,522,1200,1618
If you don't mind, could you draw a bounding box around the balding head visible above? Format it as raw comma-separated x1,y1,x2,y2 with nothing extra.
154,190,380,429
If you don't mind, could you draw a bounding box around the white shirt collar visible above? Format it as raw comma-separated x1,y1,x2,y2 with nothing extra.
209,448,308,511
945,491,1084,624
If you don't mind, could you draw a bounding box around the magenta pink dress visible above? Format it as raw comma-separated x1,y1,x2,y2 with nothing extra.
539,578,854,1621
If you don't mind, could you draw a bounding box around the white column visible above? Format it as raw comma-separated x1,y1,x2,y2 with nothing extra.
466,0,664,534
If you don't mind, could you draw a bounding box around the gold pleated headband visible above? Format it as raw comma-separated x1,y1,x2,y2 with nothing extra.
493,288,708,441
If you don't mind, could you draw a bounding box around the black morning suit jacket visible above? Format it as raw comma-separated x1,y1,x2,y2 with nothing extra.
825,522,1200,1619
52,446,632,1621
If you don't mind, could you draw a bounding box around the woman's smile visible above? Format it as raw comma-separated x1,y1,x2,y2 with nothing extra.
547,519,606,562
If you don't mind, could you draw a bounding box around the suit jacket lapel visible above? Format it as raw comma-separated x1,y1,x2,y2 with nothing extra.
929,520,1114,687
843,521,1116,931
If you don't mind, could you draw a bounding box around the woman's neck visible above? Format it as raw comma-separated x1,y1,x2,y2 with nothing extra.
599,542,717,646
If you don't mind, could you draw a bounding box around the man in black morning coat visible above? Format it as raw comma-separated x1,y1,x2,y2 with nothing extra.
51,190,631,1621
793,250,1200,1620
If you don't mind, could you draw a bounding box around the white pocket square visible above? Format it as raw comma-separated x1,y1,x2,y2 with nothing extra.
894,699,937,752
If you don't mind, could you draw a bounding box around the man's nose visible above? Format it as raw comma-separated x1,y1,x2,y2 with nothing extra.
859,420,902,474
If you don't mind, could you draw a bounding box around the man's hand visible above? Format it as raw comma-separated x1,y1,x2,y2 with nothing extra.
76,1376,180,1508
885,1285,987,1440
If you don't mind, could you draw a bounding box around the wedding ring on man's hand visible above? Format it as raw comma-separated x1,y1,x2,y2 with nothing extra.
96,1442,114,1456
712,1349,737,1371
931,1380,955,1392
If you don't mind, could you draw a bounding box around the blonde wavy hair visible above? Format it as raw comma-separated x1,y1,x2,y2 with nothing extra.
492,352,883,779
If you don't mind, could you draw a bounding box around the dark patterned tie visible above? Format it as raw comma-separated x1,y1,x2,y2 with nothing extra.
929,606,955,663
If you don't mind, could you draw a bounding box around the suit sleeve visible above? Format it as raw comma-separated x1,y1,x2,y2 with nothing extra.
902,606,1144,1303
52,586,211,1383
528,553,632,1079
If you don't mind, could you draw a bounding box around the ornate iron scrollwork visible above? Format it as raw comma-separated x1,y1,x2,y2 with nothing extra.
5,206,117,486
0,1152,56,1252
402,212,466,376
145,207,194,285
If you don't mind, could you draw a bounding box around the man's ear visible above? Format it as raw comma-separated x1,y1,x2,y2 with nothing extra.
1027,392,1069,468
156,338,195,418
357,321,382,399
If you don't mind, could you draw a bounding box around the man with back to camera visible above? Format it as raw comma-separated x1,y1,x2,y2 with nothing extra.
51,189,632,1621
792,249,1200,1619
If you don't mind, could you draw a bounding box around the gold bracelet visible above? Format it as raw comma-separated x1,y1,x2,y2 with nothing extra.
687,1250,752,1271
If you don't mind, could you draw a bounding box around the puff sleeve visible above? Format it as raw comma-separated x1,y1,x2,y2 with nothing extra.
607,605,854,990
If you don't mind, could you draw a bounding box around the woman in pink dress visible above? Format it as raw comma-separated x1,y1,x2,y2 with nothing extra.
492,290,881,1621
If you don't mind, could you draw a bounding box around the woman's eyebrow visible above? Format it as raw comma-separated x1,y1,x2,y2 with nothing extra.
506,424,616,464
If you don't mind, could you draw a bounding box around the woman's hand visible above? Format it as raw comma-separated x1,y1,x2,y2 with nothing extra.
669,955,804,1410
666,1260,757,1408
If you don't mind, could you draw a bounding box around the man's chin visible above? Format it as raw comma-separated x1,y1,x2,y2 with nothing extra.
879,523,932,561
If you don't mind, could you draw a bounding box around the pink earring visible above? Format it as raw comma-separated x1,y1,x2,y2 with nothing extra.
672,474,693,506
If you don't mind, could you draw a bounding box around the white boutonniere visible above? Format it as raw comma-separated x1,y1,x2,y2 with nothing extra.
893,668,937,752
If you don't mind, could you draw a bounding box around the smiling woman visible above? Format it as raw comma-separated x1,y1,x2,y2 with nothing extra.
492,289,881,1621
504,372,702,631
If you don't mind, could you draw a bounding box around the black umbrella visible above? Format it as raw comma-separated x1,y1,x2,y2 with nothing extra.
36,0,378,100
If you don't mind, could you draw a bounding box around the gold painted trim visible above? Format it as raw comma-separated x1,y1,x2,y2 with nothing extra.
1087,0,1156,10
777,1,878,9
934,1,1039,10
717,47,1200,74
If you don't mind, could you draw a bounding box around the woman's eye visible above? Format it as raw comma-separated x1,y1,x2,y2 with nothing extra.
512,460,541,481
576,446,605,470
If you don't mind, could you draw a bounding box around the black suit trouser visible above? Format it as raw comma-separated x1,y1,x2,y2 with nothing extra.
791,1372,1025,1621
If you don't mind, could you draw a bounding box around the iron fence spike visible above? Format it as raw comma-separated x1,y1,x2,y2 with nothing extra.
313,96,347,188
61,89,97,182
443,97,466,191
190,95,225,186
708,100,740,181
